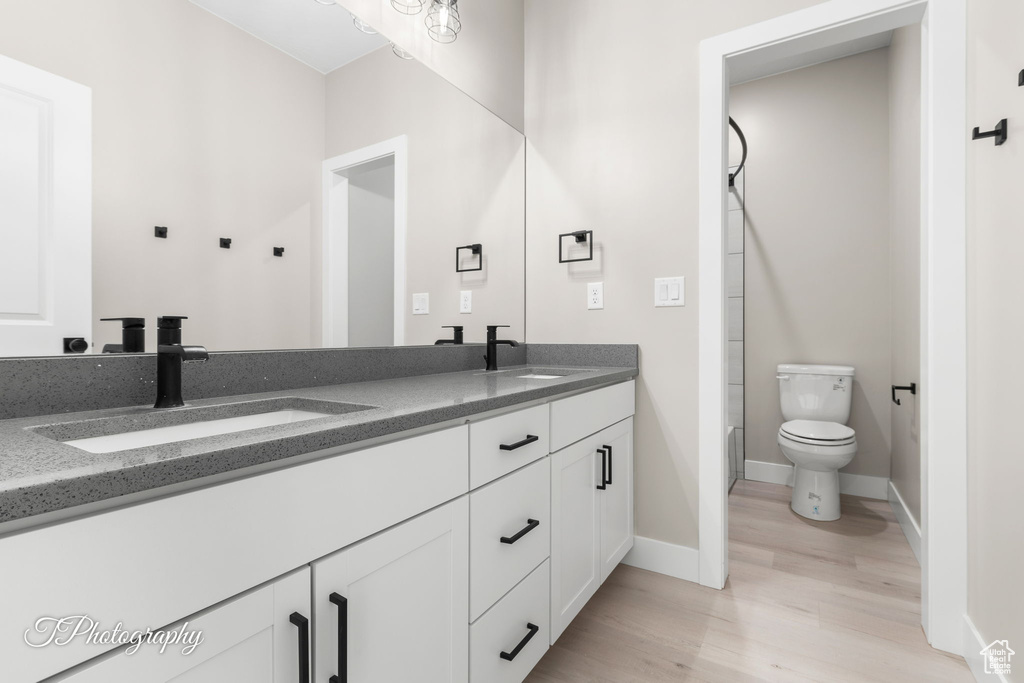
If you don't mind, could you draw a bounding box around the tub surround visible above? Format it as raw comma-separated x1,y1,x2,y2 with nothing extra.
0,345,637,525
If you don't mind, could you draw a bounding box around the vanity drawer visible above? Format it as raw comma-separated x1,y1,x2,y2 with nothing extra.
470,560,550,683
470,404,549,489
549,380,635,451
469,457,550,621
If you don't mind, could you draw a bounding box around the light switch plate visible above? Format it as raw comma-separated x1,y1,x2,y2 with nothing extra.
655,277,685,307
459,290,472,314
587,282,604,310
413,293,429,315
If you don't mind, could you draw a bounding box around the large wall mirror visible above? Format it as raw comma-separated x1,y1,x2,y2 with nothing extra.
0,0,525,357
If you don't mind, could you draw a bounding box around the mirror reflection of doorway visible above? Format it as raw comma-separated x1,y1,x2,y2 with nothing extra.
323,136,407,349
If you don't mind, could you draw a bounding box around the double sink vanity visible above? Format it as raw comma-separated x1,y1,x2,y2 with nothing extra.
0,344,637,683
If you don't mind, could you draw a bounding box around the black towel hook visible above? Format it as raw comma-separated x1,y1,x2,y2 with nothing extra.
972,119,1007,146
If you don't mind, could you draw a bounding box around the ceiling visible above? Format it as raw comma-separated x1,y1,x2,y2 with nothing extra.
189,0,388,74
730,31,893,86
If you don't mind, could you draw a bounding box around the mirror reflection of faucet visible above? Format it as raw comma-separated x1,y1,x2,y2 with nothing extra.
154,316,209,409
434,325,464,345
100,317,146,353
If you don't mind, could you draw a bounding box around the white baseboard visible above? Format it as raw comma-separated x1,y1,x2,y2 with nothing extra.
888,481,922,564
964,614,1010,682
622,536,699,584
744,460,889,500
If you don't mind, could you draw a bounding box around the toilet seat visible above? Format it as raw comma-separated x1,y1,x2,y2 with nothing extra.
779,419,855,446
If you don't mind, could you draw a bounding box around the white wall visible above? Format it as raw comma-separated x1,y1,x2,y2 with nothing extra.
888,25,921,525
966,0,1024,662
0,0,326,353
524,0,827,548
325,47,526,346
731,48,893,479
334,0,524,131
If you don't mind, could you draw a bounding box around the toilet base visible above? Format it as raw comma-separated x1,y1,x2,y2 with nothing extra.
790,466,841,521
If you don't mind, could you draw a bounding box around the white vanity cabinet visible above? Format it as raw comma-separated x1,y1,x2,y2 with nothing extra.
53,567,312,683
549,382,635,642
312,498,469,683
12,378,636,683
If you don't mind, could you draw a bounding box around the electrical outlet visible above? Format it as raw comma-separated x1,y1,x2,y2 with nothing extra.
459,290,472,314
587,282,604,310
413,293,429,315
654,277,685,307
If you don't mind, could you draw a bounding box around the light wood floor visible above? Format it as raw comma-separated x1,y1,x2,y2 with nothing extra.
527,479,971,682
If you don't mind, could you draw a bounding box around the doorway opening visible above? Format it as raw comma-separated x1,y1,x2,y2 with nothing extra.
699,0,967,657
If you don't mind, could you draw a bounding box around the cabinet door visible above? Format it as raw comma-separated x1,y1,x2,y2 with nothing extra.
549,438,600,643
312,498,469,683
598,418,634,583
54,568,311,683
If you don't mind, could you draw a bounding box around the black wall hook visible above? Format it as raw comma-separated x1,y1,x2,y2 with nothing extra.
154,226,168,238
972,119,1007,146
273,247,284,257
220,238,232,249
892,383,917,406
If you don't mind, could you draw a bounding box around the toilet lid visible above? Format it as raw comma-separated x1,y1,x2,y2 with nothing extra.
780,420,855,445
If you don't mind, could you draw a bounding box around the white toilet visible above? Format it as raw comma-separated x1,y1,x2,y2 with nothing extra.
776,363,857,521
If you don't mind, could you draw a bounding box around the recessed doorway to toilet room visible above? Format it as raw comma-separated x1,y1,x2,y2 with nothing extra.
725,26,923,560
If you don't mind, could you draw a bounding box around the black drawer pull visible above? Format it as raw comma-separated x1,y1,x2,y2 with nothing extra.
596,447,607,490
329,592,348,683
500,622,539,662
603,444,613,485
500,519,540,544
289,612,310,683
500,434,539,451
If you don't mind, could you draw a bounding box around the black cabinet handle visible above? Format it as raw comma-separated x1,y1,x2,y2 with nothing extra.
500,434,539,451
328,592,348,683
499,622,539,662
500,519,540,544
289,612,310,683
603,444,613,485
596,448,607,490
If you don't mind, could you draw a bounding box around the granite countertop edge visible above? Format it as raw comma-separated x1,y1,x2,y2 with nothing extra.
0,365,638,525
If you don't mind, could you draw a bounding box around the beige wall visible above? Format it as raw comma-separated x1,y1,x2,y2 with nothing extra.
524,0,826,548
966,0,1024,661
887,25,921,524
334,0,524,131
732,49,893,479
0,0,326,352
325,47,525,346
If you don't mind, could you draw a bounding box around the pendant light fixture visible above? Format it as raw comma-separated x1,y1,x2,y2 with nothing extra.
351,15,378,34
391,43,415,60
425,0,461,43
391,0,425,15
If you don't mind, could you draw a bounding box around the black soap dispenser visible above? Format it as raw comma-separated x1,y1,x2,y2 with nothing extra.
100,317,146,353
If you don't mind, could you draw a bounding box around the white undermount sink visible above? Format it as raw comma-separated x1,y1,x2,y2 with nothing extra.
63,409,332,454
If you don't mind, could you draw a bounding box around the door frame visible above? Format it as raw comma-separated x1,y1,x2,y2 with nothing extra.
697,0,967,656
322,135,408,347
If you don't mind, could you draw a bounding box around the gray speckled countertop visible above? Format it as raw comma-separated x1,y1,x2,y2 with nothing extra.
0,364,636,525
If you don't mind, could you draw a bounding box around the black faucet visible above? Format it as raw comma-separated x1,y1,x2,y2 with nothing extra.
435,326,464,345
100,317,146,353
154,316,209,409
484,325,519,371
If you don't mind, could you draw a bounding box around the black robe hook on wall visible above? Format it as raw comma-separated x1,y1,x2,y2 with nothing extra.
972,119,1007,146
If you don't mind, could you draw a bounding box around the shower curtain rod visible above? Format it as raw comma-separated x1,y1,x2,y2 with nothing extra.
729,117,747,188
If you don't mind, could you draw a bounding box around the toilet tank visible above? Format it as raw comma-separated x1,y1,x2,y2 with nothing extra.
777,363,855,423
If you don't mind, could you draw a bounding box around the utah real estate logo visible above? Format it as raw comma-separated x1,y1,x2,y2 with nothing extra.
980,640,1014,677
